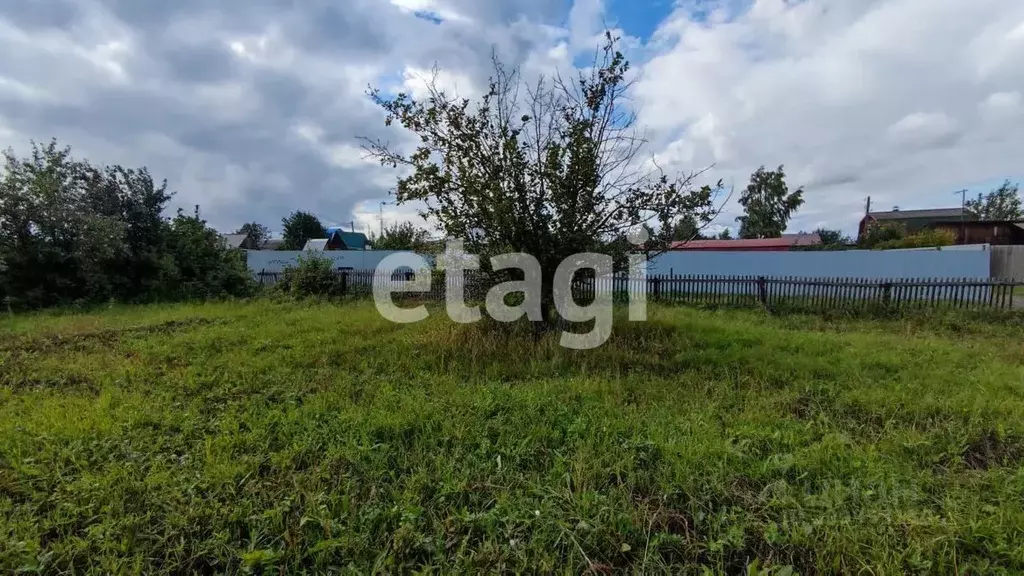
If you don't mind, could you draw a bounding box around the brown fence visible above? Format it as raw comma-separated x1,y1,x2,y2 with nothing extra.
256,270,1022,311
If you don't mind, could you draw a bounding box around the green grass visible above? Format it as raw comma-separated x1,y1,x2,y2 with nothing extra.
2,301,1024,574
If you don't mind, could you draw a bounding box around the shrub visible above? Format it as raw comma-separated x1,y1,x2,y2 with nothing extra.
858,222,906,248
875,228,956,250
274,254,345,298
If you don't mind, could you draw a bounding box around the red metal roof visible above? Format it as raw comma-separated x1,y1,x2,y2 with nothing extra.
670,234,821,251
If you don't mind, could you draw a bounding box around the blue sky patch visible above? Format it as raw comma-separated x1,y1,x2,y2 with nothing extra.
605,0,677,41
413,10,444,25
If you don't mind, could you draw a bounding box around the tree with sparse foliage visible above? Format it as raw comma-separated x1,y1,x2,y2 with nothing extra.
736,165,804,239
280,211,327,250
370,221,432,251
364,32,722,323
965,180,1022,220
235,222,272,249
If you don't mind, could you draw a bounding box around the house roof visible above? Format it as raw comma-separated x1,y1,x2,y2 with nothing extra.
867,208,974,220
781,233,824,245
220,234,249,249
260,238,284,250
303,238,329,251
670,233,821,250
325,228,368,250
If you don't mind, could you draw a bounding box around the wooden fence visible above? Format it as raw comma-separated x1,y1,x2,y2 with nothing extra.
255,270,1021,311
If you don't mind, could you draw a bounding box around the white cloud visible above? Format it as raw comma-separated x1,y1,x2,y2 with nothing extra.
1,0,1022,238
402,66,478,100
389,0,470,23
635,0,1024,234
292,123,377,170
887,112,958,149
980,91,1023,121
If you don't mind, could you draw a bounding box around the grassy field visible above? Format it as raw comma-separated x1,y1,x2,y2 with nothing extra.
2,300,1024,574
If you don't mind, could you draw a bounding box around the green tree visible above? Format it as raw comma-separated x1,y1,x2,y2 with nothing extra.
235,222,272,248
669,216,707,242
370,221,431,251
717,228,733,240
165,206,254,298
814,228,852,247
0,139,252,309
364,32,721,323
736,165,804,239
0,140,124,307
965,180,1022,220
280,211,327,250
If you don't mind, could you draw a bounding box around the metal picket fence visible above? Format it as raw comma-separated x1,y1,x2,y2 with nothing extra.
255,269,1022,311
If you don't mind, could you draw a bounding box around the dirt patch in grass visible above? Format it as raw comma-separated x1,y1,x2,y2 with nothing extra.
1,317,226,355
961,431,1024,470
2,374,100,394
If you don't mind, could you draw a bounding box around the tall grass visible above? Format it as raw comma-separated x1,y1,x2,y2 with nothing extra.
1,301,1023,573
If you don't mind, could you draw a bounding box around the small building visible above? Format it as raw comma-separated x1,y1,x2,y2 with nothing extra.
220,234,257,250
303,238,330,251
260,238,285,251
926,220,1024,245
669,233,821,252
302,229,370,252
858,207,975,241
325,228,369,250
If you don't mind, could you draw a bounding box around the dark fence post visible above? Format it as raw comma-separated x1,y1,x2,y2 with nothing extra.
652,277,662,300
757,276,768,308
340,270,348,295
881,282,892,306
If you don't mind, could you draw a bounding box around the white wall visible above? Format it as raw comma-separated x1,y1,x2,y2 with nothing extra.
252,247,994,280
247,250,434,273
649,249,991,279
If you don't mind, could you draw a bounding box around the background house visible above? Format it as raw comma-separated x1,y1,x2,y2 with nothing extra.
303,229,370,251
926,221,1024,245
857,207,975,241
325,227,368,250
670,233,822,252
219,234,258,250
260,238,285,251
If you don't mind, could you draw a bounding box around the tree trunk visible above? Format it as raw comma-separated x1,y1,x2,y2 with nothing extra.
533,268,557,336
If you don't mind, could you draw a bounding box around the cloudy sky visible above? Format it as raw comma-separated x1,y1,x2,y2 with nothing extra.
1,0,1022,237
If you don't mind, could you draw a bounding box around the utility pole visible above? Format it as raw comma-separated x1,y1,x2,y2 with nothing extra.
954,188,968,244
379,200,393,237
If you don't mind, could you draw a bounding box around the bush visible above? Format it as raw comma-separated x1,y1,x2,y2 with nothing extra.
273,255,346,298
875,228,956,250
858,222,906,248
